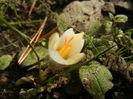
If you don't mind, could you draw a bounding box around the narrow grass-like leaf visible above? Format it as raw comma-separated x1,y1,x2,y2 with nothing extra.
0,41,18,50
0,16,30,40
0,16,40,64
0,20,43,27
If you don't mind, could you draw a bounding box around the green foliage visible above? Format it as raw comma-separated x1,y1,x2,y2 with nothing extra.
115,14,128,23
16,76,33,86
27,0,34,4
8,0,21,9
86,21,101,36
92,37,118,54
0,4,6,16
0,41,18,50
102,21,112,34
38,38,47,47
109,13,114,21
125,29,133,38
19,88,38,99
0,16,30,40
109,13,128,23
57,13,68,33
107,13,133,64
0,55,12,70
79,61,113,99
19,46,48,67
85,21,102,54
85,13,130,55
0,0,6,3
0,0,21,16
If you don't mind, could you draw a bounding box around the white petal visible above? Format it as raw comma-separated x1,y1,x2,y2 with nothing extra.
57,28,75,47
69,33,84,57
49,47,66,64
48,29,85,66
65,53,85,65
48,33,59,49
49,47,84,65
49,46,85,65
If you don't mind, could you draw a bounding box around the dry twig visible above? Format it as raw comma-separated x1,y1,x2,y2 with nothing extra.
18,18,60,64
28,0,38,17
18,17,48,64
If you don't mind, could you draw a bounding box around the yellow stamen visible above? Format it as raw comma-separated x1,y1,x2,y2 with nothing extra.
67,36,74,44
61,46,70,59
58,36,74,59
59,46,66,55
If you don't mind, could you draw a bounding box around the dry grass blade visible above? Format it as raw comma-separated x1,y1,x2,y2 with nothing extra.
18,22,60,64
19,25,60,64
37,25,60,43
22,0,26,5
18,17,48,64
18,28,40,63
28,0,38,17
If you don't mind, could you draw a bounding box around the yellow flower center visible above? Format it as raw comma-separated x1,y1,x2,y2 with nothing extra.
58,36,74,59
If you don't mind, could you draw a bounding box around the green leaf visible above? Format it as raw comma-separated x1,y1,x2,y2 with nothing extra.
16,76,33,86
108,13,114,21
90,35,118,54
57,13,68,33
19,88,37,99
0,55,12,70
102,21,112,34
0,5,6,16
79,61,113,99
19,46,48,67
115,14,128,23
86,21,101,36
0,16,30,40
125,29,133,38
0,0,7,3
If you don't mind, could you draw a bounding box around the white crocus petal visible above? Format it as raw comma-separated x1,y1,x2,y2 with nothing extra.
48,33,59,49
48,28,85,66
69,33,84,57
65,53,85,65
57,28,75,47
49,47,66,64
49,48,85,65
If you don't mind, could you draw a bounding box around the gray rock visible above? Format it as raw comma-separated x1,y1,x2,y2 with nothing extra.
62,0,105,32
109,0,133,11
102,2,115,14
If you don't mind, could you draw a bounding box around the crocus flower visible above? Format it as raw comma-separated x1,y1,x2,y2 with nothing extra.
48,28,85,65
